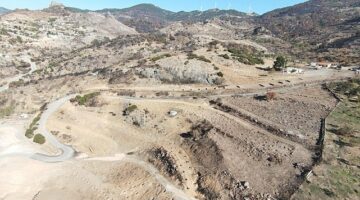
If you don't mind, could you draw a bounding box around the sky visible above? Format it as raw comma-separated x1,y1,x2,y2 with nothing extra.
0,0,308,14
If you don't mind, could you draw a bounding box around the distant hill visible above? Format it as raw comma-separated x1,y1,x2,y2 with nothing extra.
168,9,249,22
97,4,173,32
257,0,360,64
96,4,249,32
259,0,360,38
0,7,10,15
39,1,360,64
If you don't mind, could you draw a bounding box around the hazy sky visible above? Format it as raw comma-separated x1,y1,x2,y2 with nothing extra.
0,0,307,14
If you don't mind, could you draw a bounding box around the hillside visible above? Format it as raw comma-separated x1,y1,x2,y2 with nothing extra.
97,4,173,32
0,7,10,15
258,0,360,64
91,1,360,64
97,4,249,33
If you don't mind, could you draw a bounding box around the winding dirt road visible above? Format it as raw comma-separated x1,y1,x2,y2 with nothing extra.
31,95,77,162
1,94,197,200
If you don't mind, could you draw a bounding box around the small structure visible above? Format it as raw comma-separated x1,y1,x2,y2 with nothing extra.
309,62,334,69
309,62,321,70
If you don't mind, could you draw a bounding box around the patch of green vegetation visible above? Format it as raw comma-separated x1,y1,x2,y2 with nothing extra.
327,165,360,197
329,102,360,131
219,54,230,59
216,72,224,77
328,79,360,101
151,53,172,62
33,69,43,74
273,56,287,71
187,53,211,63
0,105,15,118
91,39,102,47
123,104,138,116
0,28,9,36
25,114,41,139
48,18,57,23
71,92,100,106
228,49,264,65
33,134,46,144
16,36,23,43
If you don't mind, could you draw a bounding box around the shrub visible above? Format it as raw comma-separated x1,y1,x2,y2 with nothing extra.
25,114,41,139
25,129,35,138
48,18,57,23
0,28,9,36
187,53,211,63
123,104,138,116
151,53,171,62
228,49,264,65
217,72,224,77
33,134,46,144
0,105,15,118
91,39,101,47
273,56,287,71
266,92,276,101
219,54,230,59
70,92,100,106
155,91,169,96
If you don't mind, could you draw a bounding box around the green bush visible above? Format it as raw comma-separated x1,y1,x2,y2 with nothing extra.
187,53,211,63
219,54,230,59
25,128,36,138
228,49,264,65
91,39,101,47
25,114,41,139
273,56,287,71
123,104,138,116
16,36,23,43
0,105,15,118
217,72,224,77
48,18,57,23
33,134,46,144
328,79,360,98
151,53,171,62
0,28,9,36
71,92,100,106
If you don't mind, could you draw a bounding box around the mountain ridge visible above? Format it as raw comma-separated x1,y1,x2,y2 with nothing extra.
0,7,10,15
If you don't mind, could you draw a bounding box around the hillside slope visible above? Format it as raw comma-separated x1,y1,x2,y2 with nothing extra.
258,0,360,64
0,7,10,15
97,4,250,33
